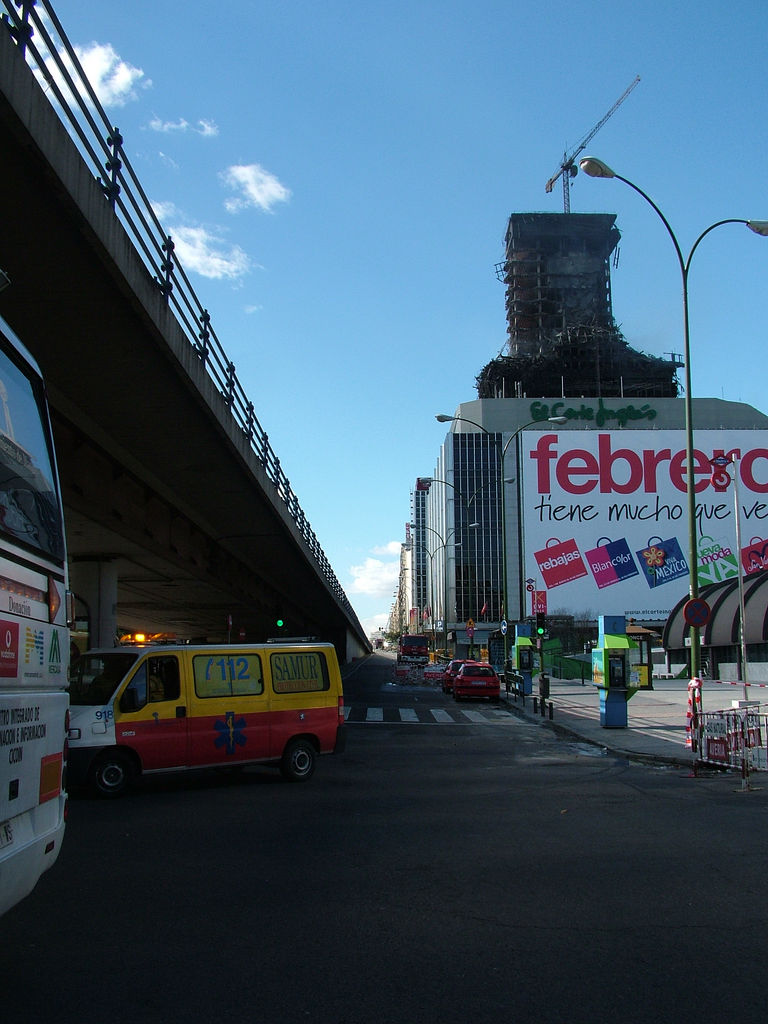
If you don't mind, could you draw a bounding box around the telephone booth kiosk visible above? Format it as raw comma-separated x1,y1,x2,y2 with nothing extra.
510,624,535,695
625,623,656,691
592,614,642,728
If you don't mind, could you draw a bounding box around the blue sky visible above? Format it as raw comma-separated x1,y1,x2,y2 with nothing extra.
46,0,768,635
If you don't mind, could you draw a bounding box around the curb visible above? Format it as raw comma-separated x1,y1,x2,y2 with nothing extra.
499,691,693,768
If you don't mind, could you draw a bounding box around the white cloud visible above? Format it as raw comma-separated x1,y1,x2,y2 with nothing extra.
80,43,147,106
148,116,219,137
361,612,390,636
151,200,178,221
33,10,148,109
158,151,180,172
372,541,402,557
150,202,252,281
170,225,251,281
349,543,401,598
221,164,291,214
349,557,399,597
69,42,149,107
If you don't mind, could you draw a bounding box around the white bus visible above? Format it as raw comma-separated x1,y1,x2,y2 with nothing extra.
0,313,70,916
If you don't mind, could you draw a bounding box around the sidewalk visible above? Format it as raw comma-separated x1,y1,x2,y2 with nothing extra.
501,676,701,766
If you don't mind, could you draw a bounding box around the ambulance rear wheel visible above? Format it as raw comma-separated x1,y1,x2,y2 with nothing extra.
91,751,134,798
280,739,316,782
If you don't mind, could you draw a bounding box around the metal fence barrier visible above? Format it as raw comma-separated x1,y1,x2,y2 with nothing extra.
694,703,768,778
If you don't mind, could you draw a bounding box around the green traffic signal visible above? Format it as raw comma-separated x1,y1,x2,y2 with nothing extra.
276,618,284,628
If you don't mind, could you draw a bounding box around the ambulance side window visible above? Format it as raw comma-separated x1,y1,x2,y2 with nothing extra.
147,656,181,702
120,656,181,711
270,651,330,693
193,654,264,697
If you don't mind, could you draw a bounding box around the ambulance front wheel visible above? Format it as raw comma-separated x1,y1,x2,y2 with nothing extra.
280,738,316,782
90,750,134,798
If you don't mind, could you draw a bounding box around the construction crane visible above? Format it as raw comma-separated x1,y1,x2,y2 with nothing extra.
545,75,640,213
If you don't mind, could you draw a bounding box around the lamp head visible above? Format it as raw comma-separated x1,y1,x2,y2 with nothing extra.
547,415,568,425
435,414,455,423
579,157,616,179
747,220,768,237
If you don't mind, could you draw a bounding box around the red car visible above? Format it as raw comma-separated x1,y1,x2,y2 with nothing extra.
453,662,500,702
442,659,474,694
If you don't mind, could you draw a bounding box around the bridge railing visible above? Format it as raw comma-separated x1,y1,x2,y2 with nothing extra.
1,0,353,615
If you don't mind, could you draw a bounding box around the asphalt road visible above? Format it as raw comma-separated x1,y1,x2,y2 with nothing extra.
2,652,767,1023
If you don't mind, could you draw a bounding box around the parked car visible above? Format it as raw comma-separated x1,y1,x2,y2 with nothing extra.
442,659,473,694
452,662,501,702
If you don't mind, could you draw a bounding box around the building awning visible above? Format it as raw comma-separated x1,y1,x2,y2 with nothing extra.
662,568,768,651
600,634,638,650
516,636,534,647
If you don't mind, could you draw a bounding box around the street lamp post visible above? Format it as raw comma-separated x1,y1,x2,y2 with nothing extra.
420,475,490,648
435,414,567,670
711,454,749,700
420,523,461,652
579,156,768,682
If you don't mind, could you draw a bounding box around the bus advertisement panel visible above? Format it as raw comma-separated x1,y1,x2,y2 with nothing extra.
0,315,70,917
521,429,768,621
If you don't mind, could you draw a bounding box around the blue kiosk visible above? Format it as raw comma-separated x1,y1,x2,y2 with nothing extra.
591,614,641,728
510,623,536,695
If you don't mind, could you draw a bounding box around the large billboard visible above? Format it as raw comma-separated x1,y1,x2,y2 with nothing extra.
521,429,768,621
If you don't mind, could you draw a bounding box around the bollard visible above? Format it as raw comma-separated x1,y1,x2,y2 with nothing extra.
548,701,554,720
539,673,550,701
533,697,538,715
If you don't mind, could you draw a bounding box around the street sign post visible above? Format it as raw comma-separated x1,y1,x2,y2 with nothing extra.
683,598,711,628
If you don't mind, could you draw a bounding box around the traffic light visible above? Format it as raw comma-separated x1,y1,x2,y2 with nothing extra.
536,613,546,636
276,617,285,629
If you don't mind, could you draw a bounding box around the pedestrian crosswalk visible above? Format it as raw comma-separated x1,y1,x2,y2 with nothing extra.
344,704,514,726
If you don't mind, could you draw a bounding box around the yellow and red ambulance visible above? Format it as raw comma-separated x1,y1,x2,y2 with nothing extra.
67,641,345,796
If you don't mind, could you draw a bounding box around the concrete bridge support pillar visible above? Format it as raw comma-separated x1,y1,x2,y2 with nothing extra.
70,559,119,649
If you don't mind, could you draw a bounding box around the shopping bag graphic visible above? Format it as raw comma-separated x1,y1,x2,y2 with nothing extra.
635,536,689,589
585,537,639,589
697,535,740,587
534,537,588,589
741,536,768,576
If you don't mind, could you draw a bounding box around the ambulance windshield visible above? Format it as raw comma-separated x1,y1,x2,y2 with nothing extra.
69,652,140,706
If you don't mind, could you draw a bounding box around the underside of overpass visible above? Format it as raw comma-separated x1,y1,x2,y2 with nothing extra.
0,21,366,656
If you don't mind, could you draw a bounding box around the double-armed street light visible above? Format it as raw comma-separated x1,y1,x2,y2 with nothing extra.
417,523,462,652
579,156,768,681
434,413,567,667
420,475,489,640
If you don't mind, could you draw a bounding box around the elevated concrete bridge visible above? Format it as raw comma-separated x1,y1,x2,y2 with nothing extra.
0,4,368,659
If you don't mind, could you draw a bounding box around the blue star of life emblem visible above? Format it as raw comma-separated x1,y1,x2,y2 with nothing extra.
214,711,247,755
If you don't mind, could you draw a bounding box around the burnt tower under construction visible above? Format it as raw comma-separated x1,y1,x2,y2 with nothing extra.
477,212,680,399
